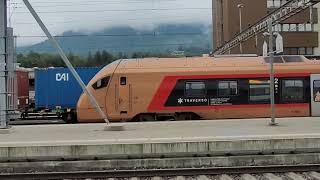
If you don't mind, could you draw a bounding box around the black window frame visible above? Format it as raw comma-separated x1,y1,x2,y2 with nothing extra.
313,80,320,102
217,80,239,97
248,79,271,103
184,81,207,97
120,77,127,86
280,78,305,103
92,76,110,90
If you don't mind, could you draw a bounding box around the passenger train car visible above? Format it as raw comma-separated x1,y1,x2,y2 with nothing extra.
76,55,320,123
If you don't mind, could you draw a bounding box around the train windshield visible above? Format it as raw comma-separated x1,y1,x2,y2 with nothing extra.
92,76,110,90
91,60,122,90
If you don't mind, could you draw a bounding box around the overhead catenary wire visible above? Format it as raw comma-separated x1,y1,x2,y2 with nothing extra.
12,12,212,25
12,0,179,5
14,7,211,14
11,0,178,7
15,42,208,50
14,32,207,38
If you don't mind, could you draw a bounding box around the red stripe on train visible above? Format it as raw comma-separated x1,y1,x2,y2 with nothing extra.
147,73,310,111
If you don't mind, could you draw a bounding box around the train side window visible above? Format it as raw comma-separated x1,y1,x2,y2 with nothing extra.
314,80,320,102
92,76,110,90
281,79,304,102
120,77,127,85
218,81,238,97
249,80,270,102
185,81,206,97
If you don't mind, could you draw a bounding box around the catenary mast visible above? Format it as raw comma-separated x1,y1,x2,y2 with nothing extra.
0,0,8,129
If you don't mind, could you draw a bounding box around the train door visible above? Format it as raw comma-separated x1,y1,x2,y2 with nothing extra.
118,76,130,115
311,74,320,116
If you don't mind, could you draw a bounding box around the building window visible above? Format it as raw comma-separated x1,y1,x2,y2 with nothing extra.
306,48,314,55
306,24,312,31
267,0,273,8
274,0,281,6
218,81,238,96
249,80,270,102
275,24,281,31
289,24,297,31
298,24,305,31
267,0,281,7
280,23,312,32
282,24,290,31
281,79,304,102
185,81,206,97
298,47,306,55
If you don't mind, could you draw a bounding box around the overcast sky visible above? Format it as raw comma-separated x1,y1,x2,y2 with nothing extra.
8,0,212,46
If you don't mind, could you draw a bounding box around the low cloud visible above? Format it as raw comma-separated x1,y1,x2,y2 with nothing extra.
10,0,212,46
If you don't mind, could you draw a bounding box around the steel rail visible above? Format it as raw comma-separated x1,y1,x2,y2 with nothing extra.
1,164,320,179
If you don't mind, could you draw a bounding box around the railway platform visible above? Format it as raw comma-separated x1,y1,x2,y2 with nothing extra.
1,117,320,173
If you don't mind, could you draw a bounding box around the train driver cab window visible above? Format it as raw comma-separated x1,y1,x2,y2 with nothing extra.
218,81,238,97
249,80,270,102
92,76,110,90
282,79,304,102
185,81,206,97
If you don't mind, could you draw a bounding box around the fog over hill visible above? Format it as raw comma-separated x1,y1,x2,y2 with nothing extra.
17,23,212,56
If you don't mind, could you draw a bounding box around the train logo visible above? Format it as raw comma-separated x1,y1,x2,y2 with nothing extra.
56,73,69,82
177,98,208,104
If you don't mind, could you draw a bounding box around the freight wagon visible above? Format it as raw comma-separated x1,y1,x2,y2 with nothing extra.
16,70,30,111
77,55,320,123
34,67,101,123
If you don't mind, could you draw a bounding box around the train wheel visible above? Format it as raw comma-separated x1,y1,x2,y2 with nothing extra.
175,113,200,121
62,112,77,124
20,112,26,119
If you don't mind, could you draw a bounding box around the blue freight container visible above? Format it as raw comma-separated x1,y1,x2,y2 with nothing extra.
35,67,101,110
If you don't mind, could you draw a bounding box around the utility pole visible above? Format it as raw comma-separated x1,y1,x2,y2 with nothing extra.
212,0,215,51
237,4,244,54
0,0,8,129
267,19,277,126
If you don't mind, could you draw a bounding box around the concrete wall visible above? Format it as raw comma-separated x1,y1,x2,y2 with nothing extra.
1,138,320,162
1,153,320,173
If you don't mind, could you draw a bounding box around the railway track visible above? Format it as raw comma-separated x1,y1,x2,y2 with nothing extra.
1,164,320,180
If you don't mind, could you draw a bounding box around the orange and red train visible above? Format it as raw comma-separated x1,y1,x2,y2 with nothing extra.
76,55,320,123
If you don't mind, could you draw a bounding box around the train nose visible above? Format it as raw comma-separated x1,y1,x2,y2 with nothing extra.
77,93,103,123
